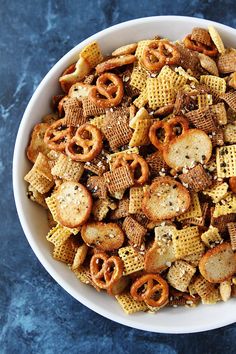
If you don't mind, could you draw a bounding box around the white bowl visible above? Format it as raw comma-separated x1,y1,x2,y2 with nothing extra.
13,16,236,333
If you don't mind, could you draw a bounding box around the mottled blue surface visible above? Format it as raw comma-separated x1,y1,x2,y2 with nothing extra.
1,0,236,353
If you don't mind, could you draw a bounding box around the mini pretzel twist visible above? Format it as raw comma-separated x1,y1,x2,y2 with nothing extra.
66,123,103,162
130,274,169,307
183,35,218,57
229,177,236,194
89,73,124,108
90,253,124,291
112,153,149,185
149,116,189,152
44,118,73,152
142,40,180,71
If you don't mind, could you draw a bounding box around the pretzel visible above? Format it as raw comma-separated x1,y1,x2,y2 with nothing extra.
96,54,136,74
89,73,124,108
149,116,189,151
112,153,149,185
183,35,218,57
229,177,236,193
44,118,73,152
66,123,103,162
142,40,180,71
90,253,124,292
130,274,169,307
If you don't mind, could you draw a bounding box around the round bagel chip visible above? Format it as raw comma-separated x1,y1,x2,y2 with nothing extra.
163,129,212,171
81,221,125,251
199,242,236,283
56,181,92,228
142,177,191,220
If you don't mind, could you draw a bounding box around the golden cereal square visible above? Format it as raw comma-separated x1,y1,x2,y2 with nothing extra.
115,293,147,314
172,226,205,258
118,246,144,275
80,41,103,67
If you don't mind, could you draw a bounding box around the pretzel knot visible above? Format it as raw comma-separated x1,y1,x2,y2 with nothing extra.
44,118,73,152
149,116,189,152
229,177,236,194
90,253,124,293
112,153,149,185
66,123,103,162
142,40,180,71
130,274,169,307
89,73,124,108
183,35,218,57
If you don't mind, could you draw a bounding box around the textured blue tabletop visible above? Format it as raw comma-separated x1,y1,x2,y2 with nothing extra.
1,1,236,353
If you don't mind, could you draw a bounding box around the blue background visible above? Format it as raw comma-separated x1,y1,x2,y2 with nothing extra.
1,0,236,353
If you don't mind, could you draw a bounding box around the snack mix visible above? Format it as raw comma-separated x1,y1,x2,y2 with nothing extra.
25,26,236,314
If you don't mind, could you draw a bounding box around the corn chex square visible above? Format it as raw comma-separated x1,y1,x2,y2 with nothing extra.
135,40,152,60
177,193,202,221
118,246,144,275
194,275,220,304
201,226,222,248
159,65,187,90
115,293,147,314
167,260,196,292
51,154,84,181
129,186,144,214
129,118,151,147
209,103,227,125
172,226,205,258
147,77,176,109
203,182,229,203
80,41,103,68
53,238,77,264
46,224,72,247
213,193,236,217
110,198,130,219
133,88,148,108
200,75,226,97
216,144,236,178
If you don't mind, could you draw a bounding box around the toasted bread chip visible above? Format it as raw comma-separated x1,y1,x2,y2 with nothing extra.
104,165,134,194
219,280,232,302
194,275,220,304
27,123,50,163
177,193,202,221
53,237,78,264
55,181,92,228
179,164,212,192
112,43,138,56
142,177,190,221
185,107,216,133
123,216,147,248
223,124,236,143
115,292,147,314
118,246,144,275
199,53,219,76
81,221,124,251
96,54,136,74
172,226,205,258
209,102,227,125
201,226,223,248
227,222,236,251
147,77,176,110
217,52,236,73
213,193,236,217
129,186,144,214
167,260,196,292
199,242,236,283
208,26,225,54
163,129,212,171
51,154,84,181
80,41,103,68
203,182,229,203
68,82,93,100
216,144,236,178
71,244,88,271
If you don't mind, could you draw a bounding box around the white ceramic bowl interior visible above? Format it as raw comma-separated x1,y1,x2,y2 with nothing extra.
13,16,236,333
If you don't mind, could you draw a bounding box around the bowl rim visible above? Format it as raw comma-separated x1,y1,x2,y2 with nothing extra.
13,15,236,334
